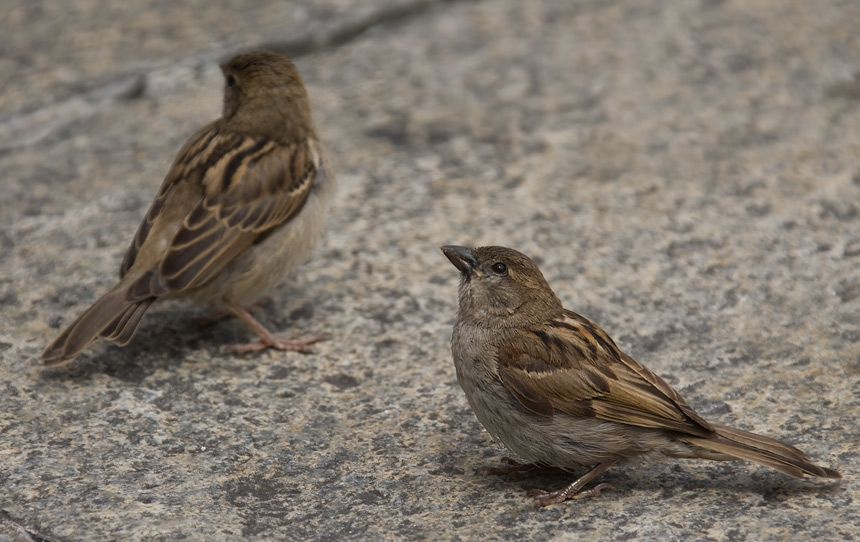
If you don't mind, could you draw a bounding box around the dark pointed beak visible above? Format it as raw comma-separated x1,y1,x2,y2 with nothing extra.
441,245,478,276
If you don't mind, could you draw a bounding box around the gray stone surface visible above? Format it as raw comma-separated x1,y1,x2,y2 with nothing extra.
2,0,858,540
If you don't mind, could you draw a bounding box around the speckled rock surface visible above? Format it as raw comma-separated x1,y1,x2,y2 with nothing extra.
2,0,858,540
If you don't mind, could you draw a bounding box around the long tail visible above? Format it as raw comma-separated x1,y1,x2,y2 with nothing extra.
682,423,841,479
42,285,153,366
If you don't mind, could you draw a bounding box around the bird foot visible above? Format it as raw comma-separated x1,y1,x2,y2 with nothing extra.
527,482,615,507
521,460,617,506
221,335,324,355
221,299,323,355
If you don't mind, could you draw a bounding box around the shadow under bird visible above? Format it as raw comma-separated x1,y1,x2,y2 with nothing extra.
43,50,335,365
441,245,841,506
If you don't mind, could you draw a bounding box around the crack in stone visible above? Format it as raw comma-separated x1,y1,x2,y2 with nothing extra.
0,0,448,155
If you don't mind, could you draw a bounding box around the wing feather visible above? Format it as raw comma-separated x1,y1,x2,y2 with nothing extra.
120,124,320,297
497,310,715,437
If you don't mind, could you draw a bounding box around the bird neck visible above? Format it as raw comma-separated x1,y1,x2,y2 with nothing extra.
457,284,564,330
227,95,315,143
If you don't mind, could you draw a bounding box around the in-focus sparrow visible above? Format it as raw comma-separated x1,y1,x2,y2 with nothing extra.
441,245,841,506
43,50,335,365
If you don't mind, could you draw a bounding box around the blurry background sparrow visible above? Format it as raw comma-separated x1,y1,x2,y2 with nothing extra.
441,245,841,506
43,50,335,365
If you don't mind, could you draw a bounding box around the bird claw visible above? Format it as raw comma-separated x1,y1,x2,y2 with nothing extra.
572,482,615,500
221,335,324,355
528,482,615,506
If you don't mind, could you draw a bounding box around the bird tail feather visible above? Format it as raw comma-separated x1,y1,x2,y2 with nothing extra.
42,286,153,366
682,423,841,479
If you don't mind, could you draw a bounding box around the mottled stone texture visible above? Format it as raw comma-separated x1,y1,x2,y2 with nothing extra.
1,0,858,540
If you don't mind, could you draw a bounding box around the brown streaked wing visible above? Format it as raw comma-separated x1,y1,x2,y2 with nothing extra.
497,311,715,437
497,331,615,420
153,135,317,293
498,362,555,417
613,350,713,430
119,122,224,278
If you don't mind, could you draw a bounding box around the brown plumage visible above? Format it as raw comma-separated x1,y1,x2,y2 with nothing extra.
442,245,841,506
43,50,335,365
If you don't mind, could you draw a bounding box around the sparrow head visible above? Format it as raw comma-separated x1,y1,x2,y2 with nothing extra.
219,50,313,140
441,245,563,328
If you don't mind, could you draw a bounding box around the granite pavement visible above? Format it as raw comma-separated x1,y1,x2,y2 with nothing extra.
1,0,858,540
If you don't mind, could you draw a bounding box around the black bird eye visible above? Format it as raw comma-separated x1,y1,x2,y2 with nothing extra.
491,262,508,275
226,74,236,87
